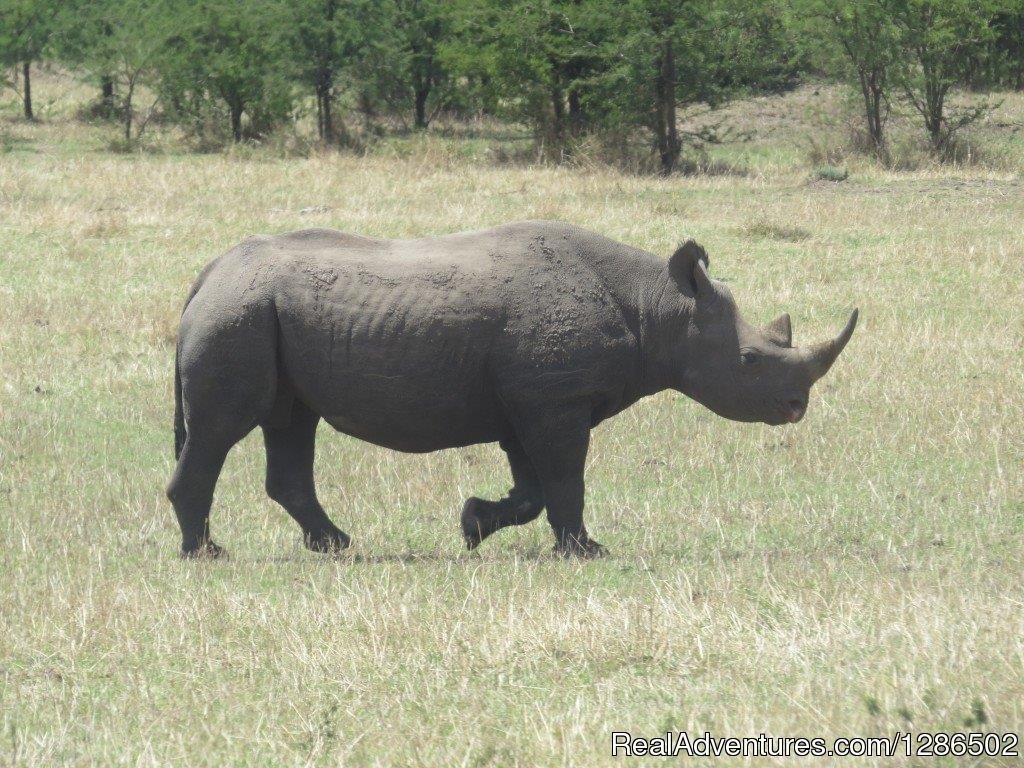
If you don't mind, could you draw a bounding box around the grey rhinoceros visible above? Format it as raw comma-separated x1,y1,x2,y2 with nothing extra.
167,220,857,558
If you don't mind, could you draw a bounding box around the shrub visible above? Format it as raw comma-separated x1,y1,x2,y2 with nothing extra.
814,164,849,181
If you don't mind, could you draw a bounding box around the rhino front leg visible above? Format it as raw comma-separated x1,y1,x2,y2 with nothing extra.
515,407,607,558
461,437,544,550
263,400,350,553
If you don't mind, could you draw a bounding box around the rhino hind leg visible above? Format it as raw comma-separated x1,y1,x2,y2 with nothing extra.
167,431,240,559
168,391,271,558
168,298,279,557
263,399,350,553
461,438,543,550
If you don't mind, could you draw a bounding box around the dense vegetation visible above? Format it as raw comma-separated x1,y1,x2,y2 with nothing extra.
2,0,1023,171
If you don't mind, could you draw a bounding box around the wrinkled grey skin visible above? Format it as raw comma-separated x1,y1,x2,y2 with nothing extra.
167,220,857,558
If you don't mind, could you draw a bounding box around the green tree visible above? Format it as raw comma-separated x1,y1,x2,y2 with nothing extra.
284,0,388,144
56,0,174,142
159,0,293,143
0,0,58,119
890,0,1004,151
444,0,799,171
51,1,119,117
794,0,898,158
394,0,452,128
983,1,1024,90
624,0,723,175
444,0,624,156
605,0,802,174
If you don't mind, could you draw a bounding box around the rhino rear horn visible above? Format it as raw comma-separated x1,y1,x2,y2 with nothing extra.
806,309,858,379
764,313,792,347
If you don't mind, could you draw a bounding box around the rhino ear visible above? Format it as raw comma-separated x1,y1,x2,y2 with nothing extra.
764,313,792,347
668,240,712,296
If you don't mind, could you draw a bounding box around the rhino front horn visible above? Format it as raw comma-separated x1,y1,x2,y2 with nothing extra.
806,308,859,380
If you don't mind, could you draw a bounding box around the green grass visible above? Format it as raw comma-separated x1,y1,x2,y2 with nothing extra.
1,72,1023,767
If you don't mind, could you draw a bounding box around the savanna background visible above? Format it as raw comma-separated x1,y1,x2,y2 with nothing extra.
1,0,1023,765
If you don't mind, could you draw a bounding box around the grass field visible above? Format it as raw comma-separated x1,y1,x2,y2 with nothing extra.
1,72,1023,766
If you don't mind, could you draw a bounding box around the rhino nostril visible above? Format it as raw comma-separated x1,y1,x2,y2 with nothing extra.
788,398,805,411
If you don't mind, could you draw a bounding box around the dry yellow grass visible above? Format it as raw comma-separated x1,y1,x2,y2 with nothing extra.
1,72,1022,766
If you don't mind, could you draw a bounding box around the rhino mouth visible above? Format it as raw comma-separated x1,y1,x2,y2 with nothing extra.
766,397,806,425
784,398,806,423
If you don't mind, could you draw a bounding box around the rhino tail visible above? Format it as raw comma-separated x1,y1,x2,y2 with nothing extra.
173,343,186,460
172,266,209,461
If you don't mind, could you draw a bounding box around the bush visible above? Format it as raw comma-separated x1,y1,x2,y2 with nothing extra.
814,164,849,181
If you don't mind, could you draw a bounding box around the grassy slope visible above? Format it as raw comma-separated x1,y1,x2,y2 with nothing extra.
1,73,1022,766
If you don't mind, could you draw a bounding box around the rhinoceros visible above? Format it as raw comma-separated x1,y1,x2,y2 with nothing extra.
167,220,857,558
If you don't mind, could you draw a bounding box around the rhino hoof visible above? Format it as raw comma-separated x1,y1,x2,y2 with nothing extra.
461,497,491,551
180,540,228,560
554,538,608,559
305,528,351,554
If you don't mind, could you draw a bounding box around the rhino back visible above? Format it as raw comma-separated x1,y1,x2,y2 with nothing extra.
196,223,647,451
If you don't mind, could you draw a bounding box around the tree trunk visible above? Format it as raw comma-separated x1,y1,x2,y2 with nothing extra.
123,81,134,144
567,88,583,137
868,86,888,164
921,59,946,150
321,91,333,143
925,89,944,149
101,75,116,116
229,102,243,142
654,36,679,175
858,73,878,145
414,84,430,129
315,90,323,139
315,76,334,142
550,78,566,152
22,60,33,121
857,67,888,162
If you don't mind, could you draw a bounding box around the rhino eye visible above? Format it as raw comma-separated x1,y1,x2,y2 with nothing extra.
740,350,760,366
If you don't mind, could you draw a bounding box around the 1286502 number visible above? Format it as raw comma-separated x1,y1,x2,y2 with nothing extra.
903,732,1019,757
